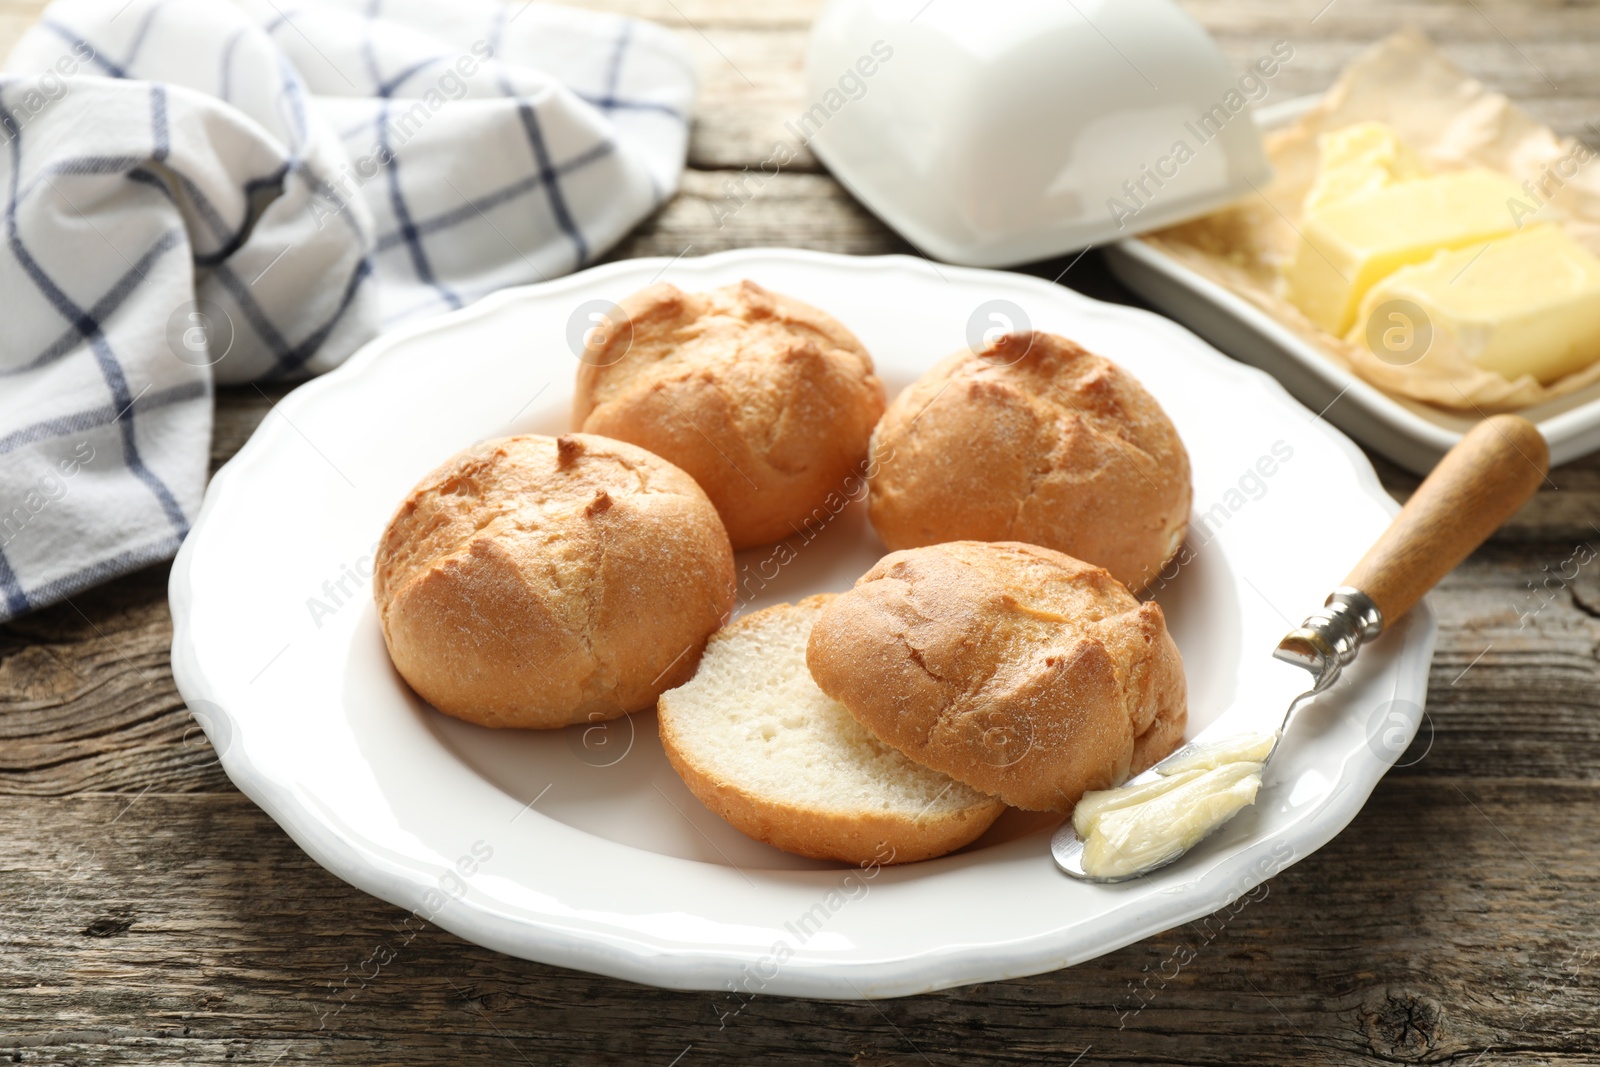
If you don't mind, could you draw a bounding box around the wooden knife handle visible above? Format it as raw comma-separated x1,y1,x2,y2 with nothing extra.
1344,415,1547,627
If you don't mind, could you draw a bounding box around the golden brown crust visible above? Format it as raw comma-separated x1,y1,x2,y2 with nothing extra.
657,597,1006,866
373,433,735,729
867,332,1192,593
805,541,1187,812
572,280,887,550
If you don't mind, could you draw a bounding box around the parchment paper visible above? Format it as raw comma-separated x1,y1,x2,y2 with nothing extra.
1144,29,1600,412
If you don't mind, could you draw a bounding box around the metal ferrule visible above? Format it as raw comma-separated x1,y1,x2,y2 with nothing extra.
1272,587,1384,690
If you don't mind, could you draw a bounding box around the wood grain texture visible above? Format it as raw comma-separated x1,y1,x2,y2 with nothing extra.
1,784,1598,1065
4,0,1600,1063
1346,416,1551,625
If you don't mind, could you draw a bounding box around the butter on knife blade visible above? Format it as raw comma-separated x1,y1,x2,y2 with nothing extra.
1071,732,1278,880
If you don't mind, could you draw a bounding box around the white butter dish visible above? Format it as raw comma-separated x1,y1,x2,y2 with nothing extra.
805,0,1273,268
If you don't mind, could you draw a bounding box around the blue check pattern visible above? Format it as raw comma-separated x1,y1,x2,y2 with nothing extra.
0,0,695,622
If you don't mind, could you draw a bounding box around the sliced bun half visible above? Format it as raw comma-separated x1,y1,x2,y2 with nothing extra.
658,594,1006,865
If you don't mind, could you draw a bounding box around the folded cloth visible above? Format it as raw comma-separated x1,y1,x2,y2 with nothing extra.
0,0,695,621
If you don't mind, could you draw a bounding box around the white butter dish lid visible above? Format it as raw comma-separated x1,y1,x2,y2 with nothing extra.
806,0,1275,267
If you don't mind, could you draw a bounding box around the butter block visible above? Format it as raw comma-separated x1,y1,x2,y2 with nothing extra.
1286,169,1525,336
1303,121,1428,213
1353,224,1600,384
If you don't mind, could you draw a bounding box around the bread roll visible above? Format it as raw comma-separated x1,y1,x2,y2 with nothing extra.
374,434,735,729
806,541,1186,812
659,595,1006,864
573,279,886,550
867,331,1191,592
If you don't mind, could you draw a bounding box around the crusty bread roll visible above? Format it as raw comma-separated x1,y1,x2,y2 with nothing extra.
374,433,735,729
867,331,1191,592
572,279,886,550
806,541,1186,812
659,595,1006,864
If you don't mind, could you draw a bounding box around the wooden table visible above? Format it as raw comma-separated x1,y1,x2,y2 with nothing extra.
5,1,1599,1063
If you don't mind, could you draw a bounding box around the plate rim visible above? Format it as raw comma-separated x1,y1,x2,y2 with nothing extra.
169,246,1436,999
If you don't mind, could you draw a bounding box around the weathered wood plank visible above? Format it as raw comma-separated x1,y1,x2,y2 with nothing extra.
1,781,1596,1064
548,0,822,26
607,169,912,257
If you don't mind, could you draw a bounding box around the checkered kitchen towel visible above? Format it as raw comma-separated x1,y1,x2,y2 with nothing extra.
0,0,694,621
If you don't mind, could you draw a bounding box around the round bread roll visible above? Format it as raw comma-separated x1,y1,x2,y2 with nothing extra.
374,433,735,729
806,541,1186,812
659,594,1006,864
867,331,1191,593
572,279,886,550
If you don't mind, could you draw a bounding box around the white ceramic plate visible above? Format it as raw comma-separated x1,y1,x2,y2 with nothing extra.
169,248,1434,999
1106,96,1600,475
